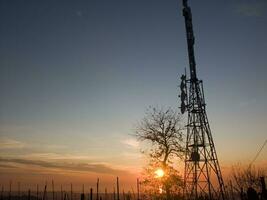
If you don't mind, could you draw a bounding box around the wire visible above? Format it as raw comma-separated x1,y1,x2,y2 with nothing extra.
250,139,267,166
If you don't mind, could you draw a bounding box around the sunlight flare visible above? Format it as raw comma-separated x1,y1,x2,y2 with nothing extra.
155,168,164,178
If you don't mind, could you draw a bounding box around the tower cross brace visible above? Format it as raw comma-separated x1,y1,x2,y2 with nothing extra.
179,1,226,199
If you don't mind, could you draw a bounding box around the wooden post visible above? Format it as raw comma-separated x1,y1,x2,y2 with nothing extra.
71,184,73,200
116,177,120,200
96,179,99,200
18,182,21,200
105,188,107,200
80,184,85,200
37,184,39,200
137,179,140,200
43,183,47,200
64,193,67,200
80,193,85,200
8,181,11,200
90,188,93,200
52,180,55,200
82,184,85,194
28,189,31,200
97,179,99,200
1,185,4,200
61,185,63,200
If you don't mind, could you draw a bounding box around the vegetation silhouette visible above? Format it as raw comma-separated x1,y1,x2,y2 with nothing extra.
135,106,184,200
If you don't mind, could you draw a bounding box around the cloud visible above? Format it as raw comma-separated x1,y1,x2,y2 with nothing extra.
0,135,68,152
0,163,18,169
0,157,130,175
236,2,266,17
0,138,26,149
19,152,97,161
121,138,139,149
45,144,66,149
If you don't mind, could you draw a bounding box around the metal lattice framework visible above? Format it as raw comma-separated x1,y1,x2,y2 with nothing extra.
179,1,226,199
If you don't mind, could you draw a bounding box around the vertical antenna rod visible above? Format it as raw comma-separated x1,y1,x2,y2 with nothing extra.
182,0,197,80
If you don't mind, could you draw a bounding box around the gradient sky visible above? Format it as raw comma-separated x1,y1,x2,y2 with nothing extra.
0,0,267,191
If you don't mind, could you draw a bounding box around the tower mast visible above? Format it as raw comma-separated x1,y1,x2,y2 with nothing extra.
179,1,226,199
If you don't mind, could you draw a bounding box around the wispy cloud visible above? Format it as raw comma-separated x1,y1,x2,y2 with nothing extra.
19,152,96,161
121,138,139,149
0,163,18,169
236,2,266,17
0,138,26,149
0,157,130,175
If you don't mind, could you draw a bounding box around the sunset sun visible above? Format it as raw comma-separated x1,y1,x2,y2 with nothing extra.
155,168,164,178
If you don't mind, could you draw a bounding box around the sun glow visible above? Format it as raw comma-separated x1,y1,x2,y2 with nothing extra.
155,168,164,178
159,187,163,194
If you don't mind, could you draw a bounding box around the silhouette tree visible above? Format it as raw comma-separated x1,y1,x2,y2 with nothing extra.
135,107,184,200
230,164,266,198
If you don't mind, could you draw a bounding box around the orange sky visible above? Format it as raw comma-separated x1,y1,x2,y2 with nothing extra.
0,145,266,192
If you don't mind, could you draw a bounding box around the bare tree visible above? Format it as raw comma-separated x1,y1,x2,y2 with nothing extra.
135,106,184,166
135,106,184,200
230,164,266,198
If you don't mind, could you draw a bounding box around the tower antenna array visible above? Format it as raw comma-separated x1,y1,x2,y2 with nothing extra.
179,0,226,199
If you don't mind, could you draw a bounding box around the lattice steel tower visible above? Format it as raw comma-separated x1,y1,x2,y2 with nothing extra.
179,1,226,199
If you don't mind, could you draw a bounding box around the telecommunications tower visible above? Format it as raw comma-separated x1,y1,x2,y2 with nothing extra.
179,1,226,199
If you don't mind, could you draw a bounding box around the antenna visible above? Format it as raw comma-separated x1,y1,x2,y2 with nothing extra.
180,1,226,199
